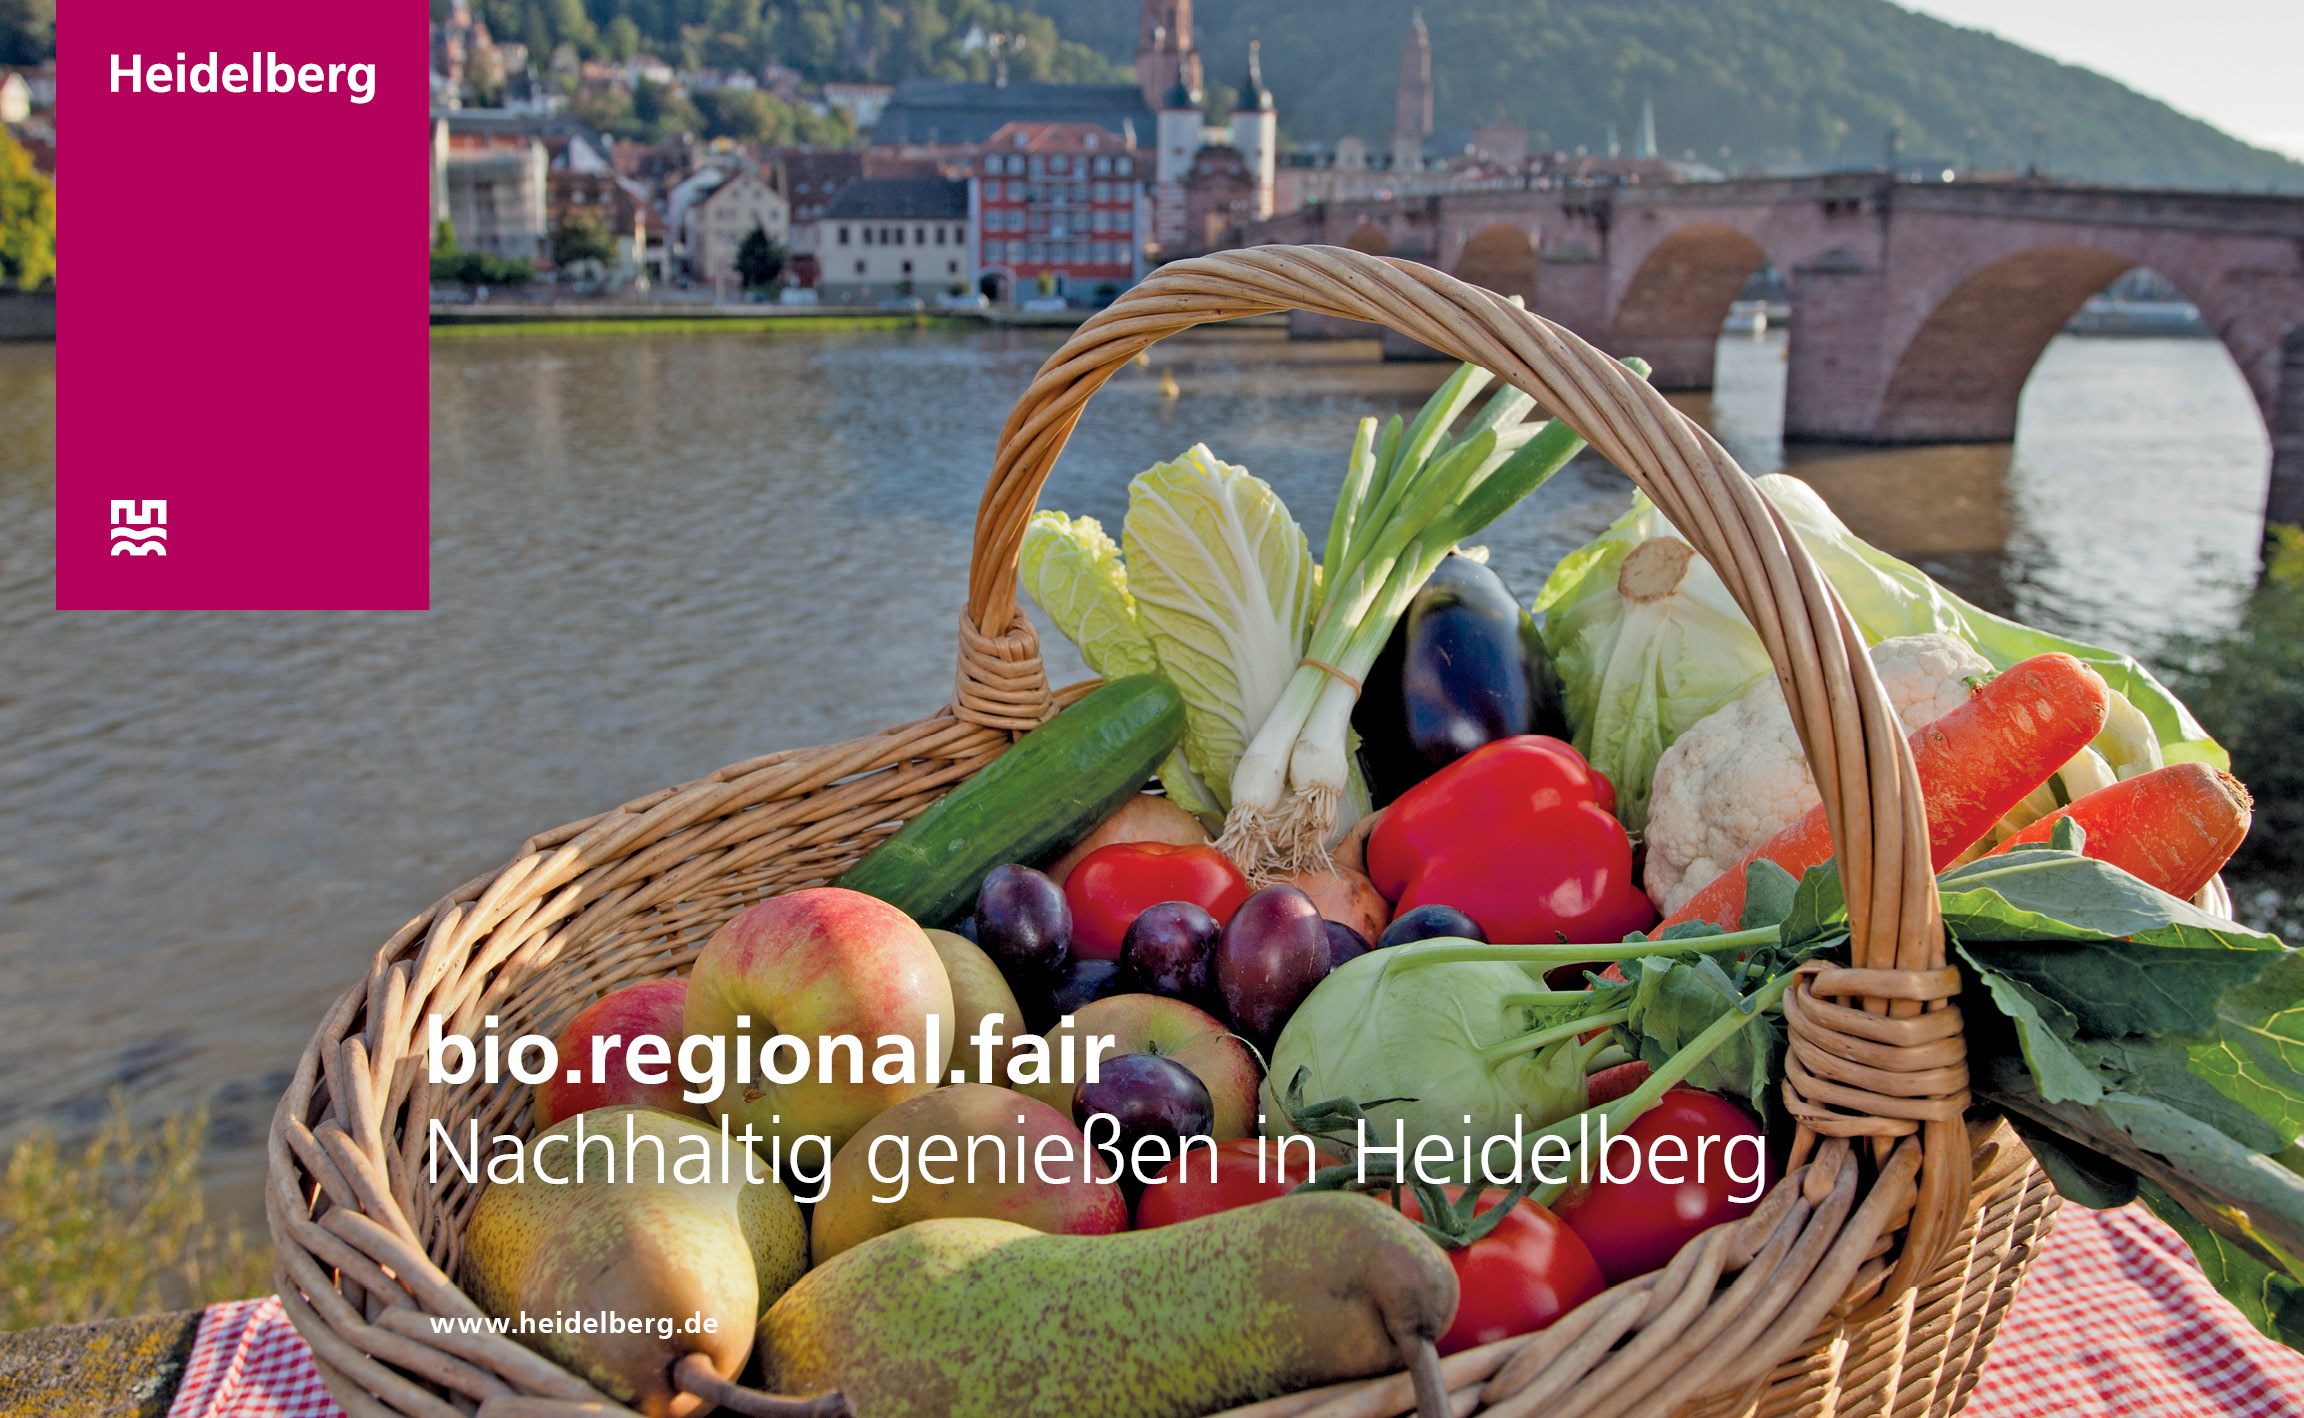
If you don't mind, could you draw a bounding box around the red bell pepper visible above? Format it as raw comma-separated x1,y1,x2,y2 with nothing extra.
1366,736,1656,945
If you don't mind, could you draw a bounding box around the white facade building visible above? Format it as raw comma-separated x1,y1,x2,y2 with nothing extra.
438,133,549,261
811,177,972,303
689,169,790,285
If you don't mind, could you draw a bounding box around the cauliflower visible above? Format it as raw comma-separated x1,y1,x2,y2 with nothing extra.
1643,633,1996,915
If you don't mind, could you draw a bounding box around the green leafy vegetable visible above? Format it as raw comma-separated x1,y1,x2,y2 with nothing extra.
2189,952,2304,1146
2079,1035,2283,1153
1532,498,1775,834
1935,849,2287,1038
1977,943,2279,1040
1739,859,1801,933
1122,445,1317,814
1938,849,2279,953
2140,1178,2304,1352
1958,943,2102,1106
1623,953,1784,1122
1946,845,2304,1345
1263,950,1610,1156
1020,511,1158,679
2005,1112,2138,1209
1018,511,1224,821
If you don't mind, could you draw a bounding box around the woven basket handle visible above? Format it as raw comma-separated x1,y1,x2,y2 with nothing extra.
955,246,1971,1296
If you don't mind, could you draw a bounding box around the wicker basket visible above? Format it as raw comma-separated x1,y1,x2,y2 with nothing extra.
268,246,2060,1418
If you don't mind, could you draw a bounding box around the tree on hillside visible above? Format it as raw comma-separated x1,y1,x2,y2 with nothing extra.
550,211,619,273
690,87,856,146
604,15,641,61
634,78,704,141
734,223,784,289
571,84,641,138
0,126,54,290
495,0,1119,89
543,0,596,58
697,88,777,142
0,0,53,65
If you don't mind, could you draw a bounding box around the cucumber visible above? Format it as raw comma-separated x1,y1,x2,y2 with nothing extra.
837,674,1187,926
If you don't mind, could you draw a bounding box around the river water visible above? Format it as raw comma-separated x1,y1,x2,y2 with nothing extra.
0,325,2272,1221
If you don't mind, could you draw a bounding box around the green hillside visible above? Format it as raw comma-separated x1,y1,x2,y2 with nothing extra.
1021,0,2303,192
0,0,54,65
440,0,1121,88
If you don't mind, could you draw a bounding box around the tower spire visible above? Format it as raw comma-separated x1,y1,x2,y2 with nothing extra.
1393,7,1432,172
1240,39,1273,111
1135,0,1203,113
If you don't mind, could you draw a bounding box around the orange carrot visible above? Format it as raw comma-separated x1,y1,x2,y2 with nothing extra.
1658,653,2111,932
1986,762,2253,901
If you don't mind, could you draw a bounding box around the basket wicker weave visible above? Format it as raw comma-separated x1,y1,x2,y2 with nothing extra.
268,246,2061,1418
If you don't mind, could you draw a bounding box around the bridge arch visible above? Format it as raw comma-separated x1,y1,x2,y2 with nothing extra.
1608,222,1772,390
1452,223,1537,304
1875,244,2140,442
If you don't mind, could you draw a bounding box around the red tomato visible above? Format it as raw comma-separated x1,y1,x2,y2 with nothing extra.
1400,1189,1606,1355
1552,1089,1769,1286
1064,842,1252,962
1134,1137,1341,1228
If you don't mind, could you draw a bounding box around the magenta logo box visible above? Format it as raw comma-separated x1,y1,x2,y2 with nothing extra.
55,3,429,609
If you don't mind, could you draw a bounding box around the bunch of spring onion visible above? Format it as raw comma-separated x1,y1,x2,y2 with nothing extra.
1216,356,1649,878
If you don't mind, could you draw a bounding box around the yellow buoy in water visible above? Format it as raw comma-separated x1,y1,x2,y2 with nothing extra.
1158,369,1181,399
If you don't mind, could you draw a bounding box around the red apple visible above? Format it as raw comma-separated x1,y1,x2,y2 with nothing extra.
532,978,705,1129
1013,993,1261,1140
810,1084,1127,1263
686,887,954,1153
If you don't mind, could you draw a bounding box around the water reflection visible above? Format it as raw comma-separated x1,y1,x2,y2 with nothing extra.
0,322,2272,1223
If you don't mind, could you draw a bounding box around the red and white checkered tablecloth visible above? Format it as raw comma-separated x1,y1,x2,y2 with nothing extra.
172,1205,2304,1418
163,1295,338,1418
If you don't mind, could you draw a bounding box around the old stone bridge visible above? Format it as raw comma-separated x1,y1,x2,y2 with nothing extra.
1245,176,2304,527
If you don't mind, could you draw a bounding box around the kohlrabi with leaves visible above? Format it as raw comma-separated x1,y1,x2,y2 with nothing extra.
1263,951,1612,1158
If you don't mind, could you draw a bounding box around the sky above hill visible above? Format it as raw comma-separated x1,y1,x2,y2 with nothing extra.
1899,0,2304,159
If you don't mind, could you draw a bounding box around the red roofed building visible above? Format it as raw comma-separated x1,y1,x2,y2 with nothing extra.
971,122,1146,303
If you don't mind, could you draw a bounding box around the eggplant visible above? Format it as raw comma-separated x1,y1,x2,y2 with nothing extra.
1353,554,1568,806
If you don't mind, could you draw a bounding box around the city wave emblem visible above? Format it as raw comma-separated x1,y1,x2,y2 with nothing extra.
110,499,168,556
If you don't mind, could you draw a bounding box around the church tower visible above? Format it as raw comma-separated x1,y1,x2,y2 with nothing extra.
1233,41,1277,219
1136,0,1204,115
1392,8,1433,173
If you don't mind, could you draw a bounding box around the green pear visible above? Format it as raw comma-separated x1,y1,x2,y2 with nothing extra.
463,1107,809,1418
758,1192,1459,1418
924,929,1025,1084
